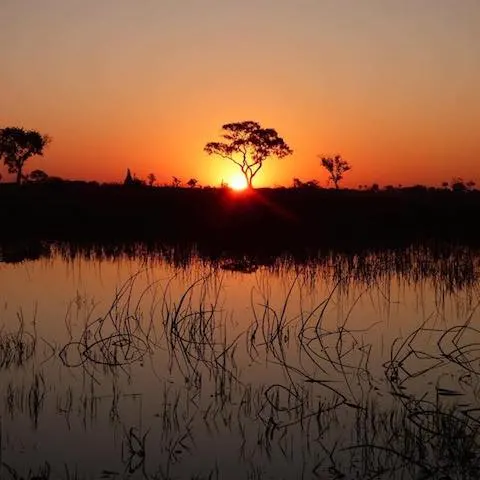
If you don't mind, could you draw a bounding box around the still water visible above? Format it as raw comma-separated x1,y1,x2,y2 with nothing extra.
1,245,479,479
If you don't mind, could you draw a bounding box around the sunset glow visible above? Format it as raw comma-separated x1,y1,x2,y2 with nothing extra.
0,1,479,187
229,175,248,191
1,3,480,476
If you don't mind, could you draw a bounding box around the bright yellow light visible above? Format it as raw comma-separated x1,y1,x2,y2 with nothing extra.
229,174,248,191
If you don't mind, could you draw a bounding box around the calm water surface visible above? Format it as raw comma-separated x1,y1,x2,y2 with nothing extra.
1,247,479,479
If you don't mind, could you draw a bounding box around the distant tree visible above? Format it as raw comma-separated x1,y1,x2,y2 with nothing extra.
449,178,476,192
124,169,144,186
205,121,292,188
146,173,156,187
28,169,49,183
0,127,50,184
319,154,351,189
451,177,468,192
187,178,198,188
441,181,449,189
171,176,182,188
293,178,319,189
293,178,303,188
124,168,134,186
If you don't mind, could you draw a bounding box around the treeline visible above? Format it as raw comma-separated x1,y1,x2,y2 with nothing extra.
3,169,477,193
1,182,479,253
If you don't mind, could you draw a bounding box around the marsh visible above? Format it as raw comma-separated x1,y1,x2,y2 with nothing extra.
1,243,479,479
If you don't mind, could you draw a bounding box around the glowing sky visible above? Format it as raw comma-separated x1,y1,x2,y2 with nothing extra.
1,0,479,187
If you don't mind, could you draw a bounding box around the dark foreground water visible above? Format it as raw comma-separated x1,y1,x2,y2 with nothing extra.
1,245,480,479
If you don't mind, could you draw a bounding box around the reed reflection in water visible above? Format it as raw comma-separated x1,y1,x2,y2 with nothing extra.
0,245,479,479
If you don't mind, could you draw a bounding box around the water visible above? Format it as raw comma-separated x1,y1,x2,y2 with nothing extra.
0,245,480,479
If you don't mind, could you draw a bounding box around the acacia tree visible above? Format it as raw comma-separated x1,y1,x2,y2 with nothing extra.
0,127,50,184
319,154,351,189
205,121,292,188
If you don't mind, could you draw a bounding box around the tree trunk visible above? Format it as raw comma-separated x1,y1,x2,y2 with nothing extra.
16,167,23,185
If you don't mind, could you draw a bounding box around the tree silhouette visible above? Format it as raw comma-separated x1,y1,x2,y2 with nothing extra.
146,173,156,187
124,168,134,185
319,155,351,189
28,169,49,183
449,177,476,192
293,178,320,189
205,121,292,188
172,176,182,188
187,178,198,188
0,127,50,184
292,177,303,188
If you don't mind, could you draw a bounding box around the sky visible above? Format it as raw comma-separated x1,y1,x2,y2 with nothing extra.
1,0,479,187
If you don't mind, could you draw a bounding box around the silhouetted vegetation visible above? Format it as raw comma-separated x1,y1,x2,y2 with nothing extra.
0,127,50,184
146,172,156,186
292,178,320,189
123,168,134,185
449,177,476,192
123,168,144,186
27,169,49,183
205,120,293,188
187,178,198,188
319,154,352,189
0,182,479,257
171,176,182,187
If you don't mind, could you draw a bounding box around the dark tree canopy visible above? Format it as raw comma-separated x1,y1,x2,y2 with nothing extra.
319,154,351,189
146,173,157,187
205,121,293,188
0,127,50,184
28,169,49,183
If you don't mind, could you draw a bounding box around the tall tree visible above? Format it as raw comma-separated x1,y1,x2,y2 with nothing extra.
319,155,351,189
205,121,292,188
0,127,50,184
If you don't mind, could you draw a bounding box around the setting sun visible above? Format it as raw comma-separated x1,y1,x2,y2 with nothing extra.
229,175,248,191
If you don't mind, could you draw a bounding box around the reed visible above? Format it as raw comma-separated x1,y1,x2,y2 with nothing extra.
0,259,479,479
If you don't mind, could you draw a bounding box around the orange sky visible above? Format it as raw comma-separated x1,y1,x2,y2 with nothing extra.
1,1,479,187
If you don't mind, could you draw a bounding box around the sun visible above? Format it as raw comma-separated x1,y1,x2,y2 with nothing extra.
229,174,248,191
